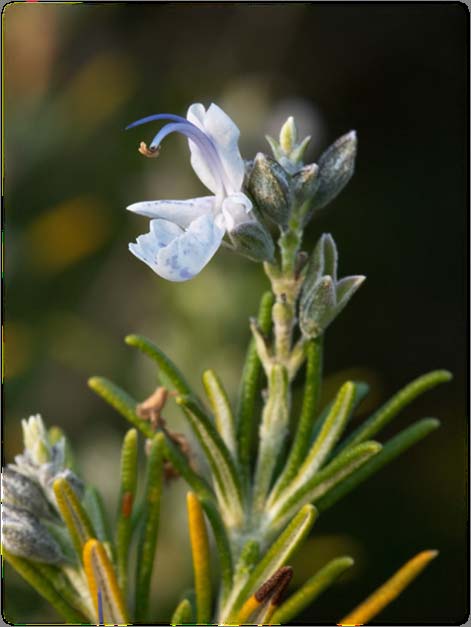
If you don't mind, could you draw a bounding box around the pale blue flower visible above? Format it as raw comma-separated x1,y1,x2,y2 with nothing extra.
127,103,254,281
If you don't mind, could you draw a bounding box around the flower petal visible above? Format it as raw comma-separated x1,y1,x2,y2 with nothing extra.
156,213,225,281
187,103,245,195
127,196,216,228
129,215,225,282
221,192,253,231
129,219,182,275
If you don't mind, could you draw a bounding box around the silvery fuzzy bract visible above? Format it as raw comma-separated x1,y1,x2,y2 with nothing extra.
2,468,53,519
2,504,66,564
310,131,357,211
300,234,365,338
228,217,275,262
248,153,291,227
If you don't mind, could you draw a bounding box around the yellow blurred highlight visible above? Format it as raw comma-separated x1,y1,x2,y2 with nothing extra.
4,321,33,379
339,550,438,625
59,51,136,135
26,197,109,273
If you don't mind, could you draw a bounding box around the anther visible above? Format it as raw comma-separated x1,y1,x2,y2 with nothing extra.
138,142,160,158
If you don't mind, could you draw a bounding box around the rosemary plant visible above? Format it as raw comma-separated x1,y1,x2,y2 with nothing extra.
2,105,450,625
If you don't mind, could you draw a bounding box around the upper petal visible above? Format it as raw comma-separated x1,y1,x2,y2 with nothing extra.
187,103,245,195
127,196,215,228
186,104,221,195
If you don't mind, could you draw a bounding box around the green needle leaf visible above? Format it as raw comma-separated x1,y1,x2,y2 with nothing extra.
271,555,354,624
88,376,154,438
274,337,323,495
135,432,165,623
171,598,193,625
272,442,381,529
203,369,237,458
270,380,355,508
236,291,274,481
125,334,197,399
116,428,139,592
2,548,88,622
317,418,440,512
338,370,451,453
198,497,233,602
177,395,244,529
225,504,317,622
82,485,112,545
253,364,290,512
160,434,215,503
53,477,95,561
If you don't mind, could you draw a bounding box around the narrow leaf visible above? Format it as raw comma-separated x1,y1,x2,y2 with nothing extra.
272,337,323,499
177,396,243,528
187,492,212,624
2,548,88,623
36,562,92,619
272,556,354,624
317,418,440,512
236,291,274,481
272,442,381,529
253,364,290,512
171,598,193,625
203,369,237,458
198,497,233,602
135,433,164,622
161,434,214,503
53,477,95,561
339,550,438,624
83,538,128,624
270,380,355,509
125,334,197,398
116,428,139,592
88,376,154,438
225,504,317,622
83,486,112,545
339,370,452,452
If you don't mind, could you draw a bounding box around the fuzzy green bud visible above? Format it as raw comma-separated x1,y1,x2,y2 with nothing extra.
300,233,365,338
248,153,291,226
229,218,275,263
311,131,357,210
2,505,66,564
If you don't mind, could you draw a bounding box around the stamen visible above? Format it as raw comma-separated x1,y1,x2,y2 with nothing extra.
138,142,160,158
126,112,230,195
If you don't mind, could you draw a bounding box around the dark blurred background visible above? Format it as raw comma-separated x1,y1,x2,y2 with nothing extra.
3,2,468,624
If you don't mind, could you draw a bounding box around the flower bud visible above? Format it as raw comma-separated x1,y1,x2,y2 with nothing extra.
2,468,52,519
22,415,51,465
229,218,275,263
300,233,365,338
293,163,320,204
303,233,338,294
279,117,297,153
248,153,291,226
2,504,66,564
311,131,357,210
300,276,337,338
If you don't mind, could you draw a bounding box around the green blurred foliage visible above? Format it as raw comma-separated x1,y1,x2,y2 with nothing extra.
3,3,467,624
